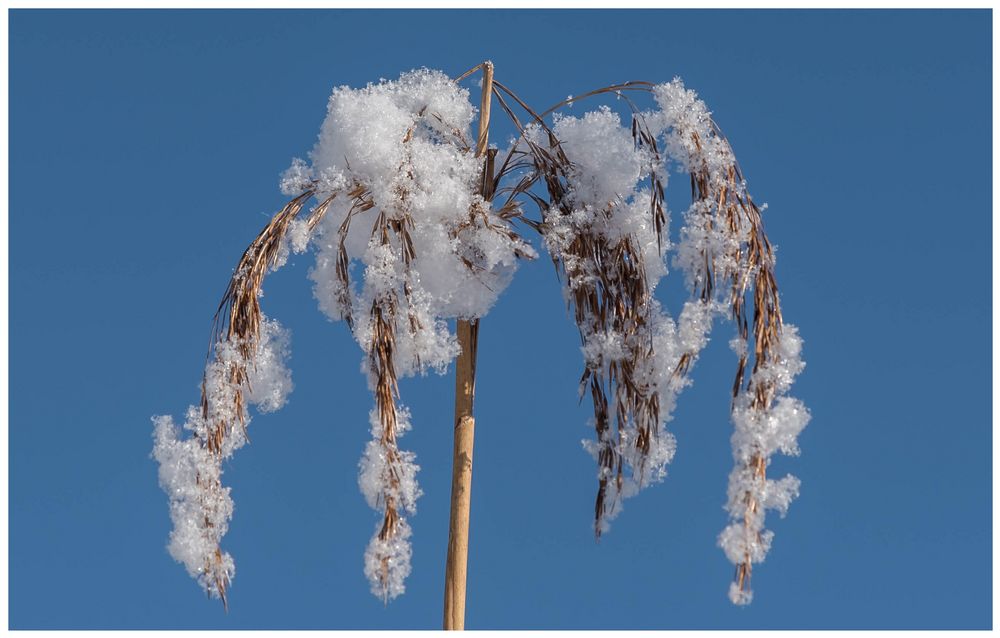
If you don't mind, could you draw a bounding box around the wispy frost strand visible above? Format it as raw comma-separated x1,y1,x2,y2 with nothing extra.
151,316,293,603
358,406,421,601
719,326,810,605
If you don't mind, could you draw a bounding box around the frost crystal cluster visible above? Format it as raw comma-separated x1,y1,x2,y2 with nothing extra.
153,66,808,610
152,318,291,605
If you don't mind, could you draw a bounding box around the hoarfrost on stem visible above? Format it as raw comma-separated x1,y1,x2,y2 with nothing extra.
719,325,810,605
358,406,421,601
152,316,293,602
652,79,811,604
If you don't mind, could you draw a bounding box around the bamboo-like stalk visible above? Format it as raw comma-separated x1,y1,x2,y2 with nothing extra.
443,60,493,631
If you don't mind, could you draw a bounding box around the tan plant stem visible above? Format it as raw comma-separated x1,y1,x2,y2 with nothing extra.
443,60,492,631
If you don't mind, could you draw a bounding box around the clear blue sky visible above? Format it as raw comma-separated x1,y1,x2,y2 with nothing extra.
9,9,991,630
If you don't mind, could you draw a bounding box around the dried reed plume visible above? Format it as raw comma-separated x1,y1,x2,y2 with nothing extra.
490,80,676,534
683,123,785,601
489,77,793,598
335,98,530,602
192,186,336,607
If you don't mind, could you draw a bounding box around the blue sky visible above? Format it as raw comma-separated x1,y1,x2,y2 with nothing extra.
9,9,991,630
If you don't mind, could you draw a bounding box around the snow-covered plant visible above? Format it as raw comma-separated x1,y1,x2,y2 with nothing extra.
152,63,808,614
